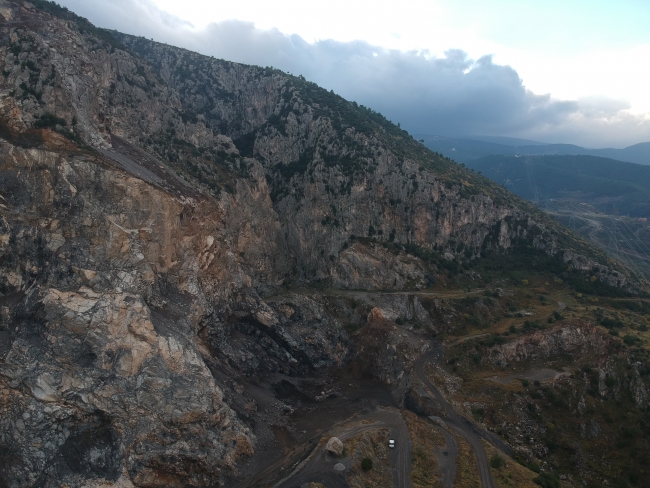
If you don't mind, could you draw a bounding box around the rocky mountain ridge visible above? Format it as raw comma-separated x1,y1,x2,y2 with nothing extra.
0,1,646,486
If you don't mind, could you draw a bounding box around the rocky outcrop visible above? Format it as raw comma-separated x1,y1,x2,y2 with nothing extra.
355,317,428,403
332,242,430,290
2,287,253,487
203,291,352,376
628,361,649,407
562,250,628,288
487,322,611,368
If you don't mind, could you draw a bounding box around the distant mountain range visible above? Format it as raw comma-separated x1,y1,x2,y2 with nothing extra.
416,134,650,166
465,154,650,218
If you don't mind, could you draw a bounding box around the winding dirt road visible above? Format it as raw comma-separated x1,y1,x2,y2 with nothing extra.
238,339,512,488
431,421,458,488
415,344,498,488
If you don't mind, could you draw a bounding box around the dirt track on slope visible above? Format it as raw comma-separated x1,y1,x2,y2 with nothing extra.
415,344,504,488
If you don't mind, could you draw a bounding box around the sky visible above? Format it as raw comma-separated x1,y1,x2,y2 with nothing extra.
57,0,650,148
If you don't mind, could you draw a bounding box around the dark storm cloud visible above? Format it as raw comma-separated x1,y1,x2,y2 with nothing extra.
58,0,650,147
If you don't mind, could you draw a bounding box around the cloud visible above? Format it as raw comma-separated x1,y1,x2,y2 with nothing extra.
59,0,650,148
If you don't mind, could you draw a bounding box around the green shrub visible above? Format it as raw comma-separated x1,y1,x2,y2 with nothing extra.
623,334,641,346
490,454,505,469
480,334,508,347
361,457,373,472
522,379,530,387
601,317,624,329
528,461,541,473
412,445,427,460
533,472,560,488
34,112,66,128
523,320,547,333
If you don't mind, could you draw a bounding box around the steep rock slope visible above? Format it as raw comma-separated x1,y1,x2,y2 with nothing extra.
0,1,639,486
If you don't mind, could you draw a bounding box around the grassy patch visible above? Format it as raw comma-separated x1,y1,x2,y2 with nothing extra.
402,411,443,487
344,428,393,488
454,434,481,488
483,441,539,488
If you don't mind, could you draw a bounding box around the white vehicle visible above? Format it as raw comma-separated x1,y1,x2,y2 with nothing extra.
388,439,395,448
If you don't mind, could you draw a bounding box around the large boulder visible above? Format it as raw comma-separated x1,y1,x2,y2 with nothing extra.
325,437,344,456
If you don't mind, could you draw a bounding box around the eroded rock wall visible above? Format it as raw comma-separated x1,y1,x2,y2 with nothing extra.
0,125,361,484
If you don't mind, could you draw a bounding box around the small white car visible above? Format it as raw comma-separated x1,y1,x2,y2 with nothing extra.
388,439,395,448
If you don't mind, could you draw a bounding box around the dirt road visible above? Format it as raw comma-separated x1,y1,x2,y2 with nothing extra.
432,422,458,488
415,345,497,488
276,409,412,488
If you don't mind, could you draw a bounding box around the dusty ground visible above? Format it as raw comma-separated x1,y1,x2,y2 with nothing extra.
231,367,398,487
487,367,571,385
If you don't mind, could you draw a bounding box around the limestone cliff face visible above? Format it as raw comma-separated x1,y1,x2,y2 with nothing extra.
0,0,617,291
114,34,532,285
0,1,636,486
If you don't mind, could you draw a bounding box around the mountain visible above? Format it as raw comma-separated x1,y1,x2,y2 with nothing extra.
596,142,650,165
1,2,649,487
418,134,650,165
466,154,650,218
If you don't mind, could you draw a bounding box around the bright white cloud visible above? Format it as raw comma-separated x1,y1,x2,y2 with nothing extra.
505,45,650,116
